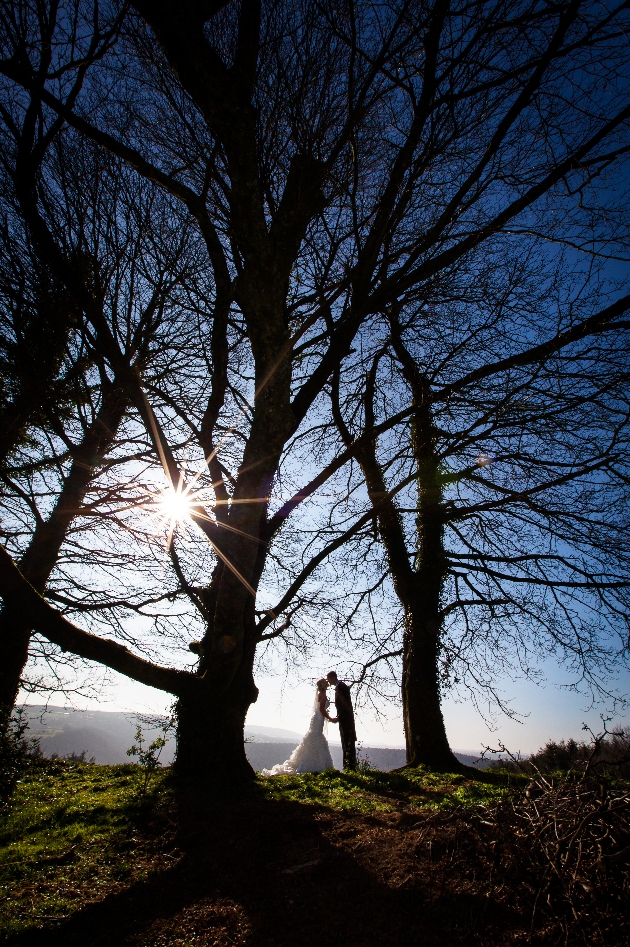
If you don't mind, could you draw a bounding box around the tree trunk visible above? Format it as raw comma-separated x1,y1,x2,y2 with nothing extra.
175,690,255,784
175,636,258,783
402,606,461,770
352,432,463,769
403,399,463,771
0,607,31,710
351,349,463,771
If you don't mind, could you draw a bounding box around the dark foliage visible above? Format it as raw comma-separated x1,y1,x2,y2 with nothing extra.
0,705,40,809
497,728,630,778
532,730,630,777
49,749,96,764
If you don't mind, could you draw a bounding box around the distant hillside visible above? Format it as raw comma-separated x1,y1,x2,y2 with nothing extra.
21,705,174,765
245,724,304,743
19,705,489,770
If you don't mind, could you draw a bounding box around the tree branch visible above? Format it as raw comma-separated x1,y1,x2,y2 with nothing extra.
0,545,201,697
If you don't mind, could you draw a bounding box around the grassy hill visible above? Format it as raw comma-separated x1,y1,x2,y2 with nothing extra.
0,760,627,946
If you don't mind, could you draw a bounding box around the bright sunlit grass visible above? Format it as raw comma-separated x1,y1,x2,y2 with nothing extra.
257,766,522,812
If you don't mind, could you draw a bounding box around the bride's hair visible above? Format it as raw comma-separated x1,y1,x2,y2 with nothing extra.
316,678,328,691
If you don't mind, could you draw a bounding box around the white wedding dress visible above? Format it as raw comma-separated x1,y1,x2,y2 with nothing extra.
261,693,334,775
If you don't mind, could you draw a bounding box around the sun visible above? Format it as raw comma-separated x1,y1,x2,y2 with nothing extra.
140,481,204,551
156,487,193,526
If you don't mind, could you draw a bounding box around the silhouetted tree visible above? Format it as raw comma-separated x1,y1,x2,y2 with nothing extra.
1,1,629,780
0,45,193,709
328,260,630,768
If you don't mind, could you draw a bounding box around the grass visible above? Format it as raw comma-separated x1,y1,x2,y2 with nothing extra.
0,762,626,946
0,759,173,939
257,764,526,812
0,760,521,939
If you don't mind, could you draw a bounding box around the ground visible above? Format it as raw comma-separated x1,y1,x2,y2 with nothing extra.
0,761,627,946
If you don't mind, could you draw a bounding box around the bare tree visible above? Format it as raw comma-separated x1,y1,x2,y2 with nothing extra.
328,253,630,768
0,79,193,709
1,1,630,782
0,250,78,467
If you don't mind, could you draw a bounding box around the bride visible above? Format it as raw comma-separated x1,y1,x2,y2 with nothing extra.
261,679,337,775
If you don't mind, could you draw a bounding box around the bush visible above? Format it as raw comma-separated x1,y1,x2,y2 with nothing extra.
50,750,96,764
355,742,375,773
518,728,630,777
0,705,41,809
486,724,630,778
126,715,174,792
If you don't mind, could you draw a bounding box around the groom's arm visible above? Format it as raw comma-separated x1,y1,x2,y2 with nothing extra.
335,683,353,714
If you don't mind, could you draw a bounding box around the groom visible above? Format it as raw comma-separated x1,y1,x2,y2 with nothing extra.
327,671,357,770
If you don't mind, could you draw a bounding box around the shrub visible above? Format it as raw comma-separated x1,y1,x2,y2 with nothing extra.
0,706,41,809
50,750,96,764
126,715,174,792
485,723,630,778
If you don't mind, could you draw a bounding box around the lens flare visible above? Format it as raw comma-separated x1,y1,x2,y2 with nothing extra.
157,488,193,526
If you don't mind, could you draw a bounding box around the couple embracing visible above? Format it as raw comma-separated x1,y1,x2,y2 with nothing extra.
262,671,356,776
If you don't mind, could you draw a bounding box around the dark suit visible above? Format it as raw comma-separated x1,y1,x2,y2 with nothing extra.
335,681,357,769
